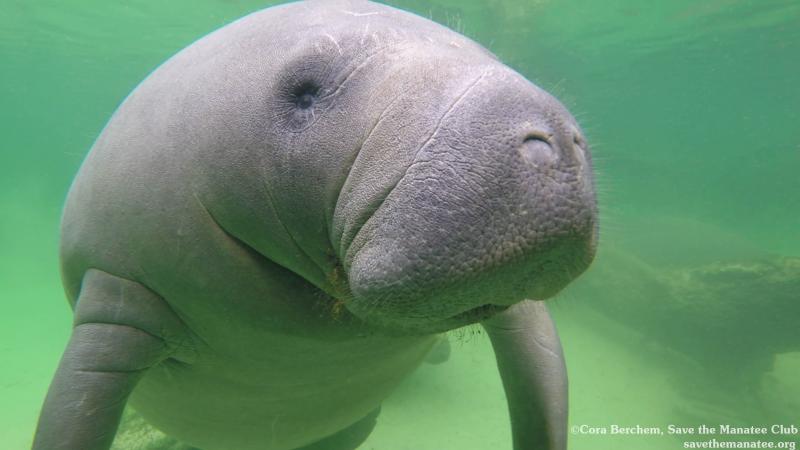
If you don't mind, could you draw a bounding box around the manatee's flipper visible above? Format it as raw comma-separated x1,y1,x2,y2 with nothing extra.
424,334,451,365
33,269,191,450
293,407,381,450
482,300,567,450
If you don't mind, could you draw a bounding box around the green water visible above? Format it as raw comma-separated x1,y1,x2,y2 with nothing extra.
1,1,798,449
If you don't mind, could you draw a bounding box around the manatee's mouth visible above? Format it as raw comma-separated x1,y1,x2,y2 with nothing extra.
447,303,508,323
341,298,511,335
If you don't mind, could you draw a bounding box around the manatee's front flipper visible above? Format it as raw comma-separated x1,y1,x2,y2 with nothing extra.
482,300,567,450
33,269,191,450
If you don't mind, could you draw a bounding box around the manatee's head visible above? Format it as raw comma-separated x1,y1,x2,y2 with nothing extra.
312,14,597,334
258,1,598,334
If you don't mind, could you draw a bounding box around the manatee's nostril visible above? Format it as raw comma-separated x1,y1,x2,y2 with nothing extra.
572,131,585,149
570,129,587,165
520,134,556,167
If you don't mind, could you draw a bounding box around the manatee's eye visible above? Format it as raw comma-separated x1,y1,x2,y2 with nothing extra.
273,78,328,132
293,82,319,109
297,93,314,109
271,46,342,132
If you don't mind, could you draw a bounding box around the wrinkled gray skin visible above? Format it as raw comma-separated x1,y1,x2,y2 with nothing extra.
33,1,597,449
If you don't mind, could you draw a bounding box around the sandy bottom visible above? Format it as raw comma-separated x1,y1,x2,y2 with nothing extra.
362,308,682,450
364,304,800,450
6,286,799,449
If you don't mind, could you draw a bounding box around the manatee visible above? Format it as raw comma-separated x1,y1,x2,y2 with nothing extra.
569,247,800,390
32,1,597,449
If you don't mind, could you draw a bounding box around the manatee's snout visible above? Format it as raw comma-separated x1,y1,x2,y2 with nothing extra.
339,64,597,334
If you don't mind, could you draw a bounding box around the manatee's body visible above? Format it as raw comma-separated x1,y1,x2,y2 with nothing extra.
34,1,598,449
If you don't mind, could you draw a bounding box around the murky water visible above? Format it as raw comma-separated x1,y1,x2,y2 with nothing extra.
1,1,798,449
